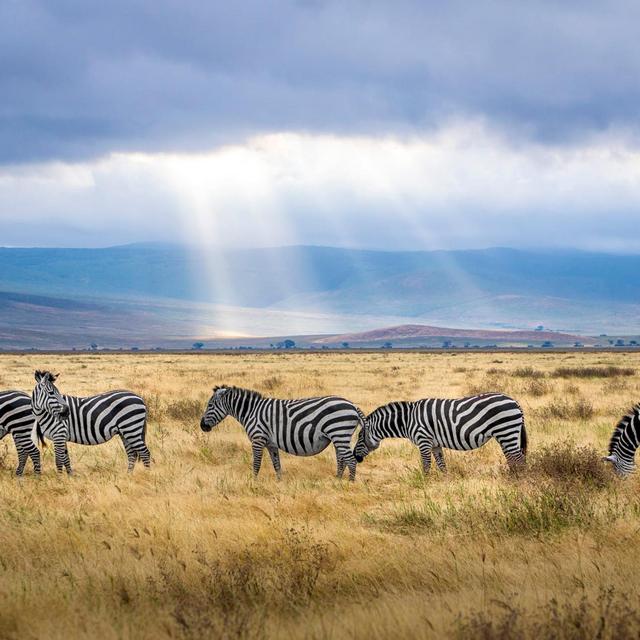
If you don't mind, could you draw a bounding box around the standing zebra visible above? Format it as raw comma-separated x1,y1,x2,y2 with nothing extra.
0,390,44,475
200,385,365,480
32,371,150,473
353,393,527,473
603,404,640,477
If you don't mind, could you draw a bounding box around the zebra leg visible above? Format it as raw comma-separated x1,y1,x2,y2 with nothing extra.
267,444,282,480
334,445,357,481
53,438,72,474
433,446,447,473
251,441,265,478
120,435,138,471
15,445,29,476
335,449,346,479
417,440,433,474
28,442,42,475
495,433,526,470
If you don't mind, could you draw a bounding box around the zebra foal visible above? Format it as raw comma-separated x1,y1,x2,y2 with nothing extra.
353,392,527,473
0,390,44,475
32,370,150,473
200,385,365,480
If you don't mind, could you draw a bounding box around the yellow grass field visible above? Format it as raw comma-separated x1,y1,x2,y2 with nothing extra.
2,351,640,639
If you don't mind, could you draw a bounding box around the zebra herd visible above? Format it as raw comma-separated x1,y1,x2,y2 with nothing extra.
1,370,639,479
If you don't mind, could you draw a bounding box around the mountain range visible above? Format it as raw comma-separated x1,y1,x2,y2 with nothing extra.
0,244,638,349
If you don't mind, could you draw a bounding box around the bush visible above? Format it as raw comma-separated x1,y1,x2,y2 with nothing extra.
161,528,332,638
524,378,550,397
166,398,204,422
552,366,635,378
530,440,610,487
455,588,640,640
513,366,545,379
537,398,594,420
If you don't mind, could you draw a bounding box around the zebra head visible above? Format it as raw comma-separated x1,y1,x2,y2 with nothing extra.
32,370,69,421
601,453,634,477
353,423,379,463
200,386,230,432
603,407,640,478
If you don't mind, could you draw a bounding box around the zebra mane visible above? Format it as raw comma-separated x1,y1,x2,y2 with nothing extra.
215,385,263,400
35,370,58,383
609,404,640,455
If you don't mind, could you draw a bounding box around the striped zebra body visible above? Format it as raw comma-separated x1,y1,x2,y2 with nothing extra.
0,390,42,475
32,371,149,473
603,404,640,477
200,385,365,480
354,393,527,473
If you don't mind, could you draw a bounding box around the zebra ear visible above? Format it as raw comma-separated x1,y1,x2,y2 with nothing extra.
34,370,43,382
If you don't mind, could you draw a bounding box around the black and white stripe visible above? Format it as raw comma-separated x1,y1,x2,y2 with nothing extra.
200,385,365,480
32,370,149,473
603,404,640,477
0,390,43,475
353,392,527,473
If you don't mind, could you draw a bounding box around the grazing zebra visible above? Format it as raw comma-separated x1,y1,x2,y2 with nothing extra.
200,385,365,480
32,370,150,473
0,390,44,475
353,393,527,473
603,404,640,477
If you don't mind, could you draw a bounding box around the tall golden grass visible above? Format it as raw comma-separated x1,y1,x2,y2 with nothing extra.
1,351,640,639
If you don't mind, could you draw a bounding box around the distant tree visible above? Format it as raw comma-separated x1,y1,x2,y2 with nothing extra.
615,339,625,347
535,325,544,331
131,346,139,351
192,342,205,350
269,343,275,349
541,341,554,348
442,340,452,348
90,342,98,351
341,342,350,349
382,342,393,349
463,342,471,348
283,339,296,349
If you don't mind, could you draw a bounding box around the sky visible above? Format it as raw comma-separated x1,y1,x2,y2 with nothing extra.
2,0,640,251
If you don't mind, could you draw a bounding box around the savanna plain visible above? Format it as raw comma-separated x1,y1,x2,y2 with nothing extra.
2,351,640,640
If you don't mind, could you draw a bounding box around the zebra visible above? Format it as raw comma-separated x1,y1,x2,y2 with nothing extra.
0,390,44,475
602,404,640,477
353,392,527,473
31,370,150,473
200,385,365,480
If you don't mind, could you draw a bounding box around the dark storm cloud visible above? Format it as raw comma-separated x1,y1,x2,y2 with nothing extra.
3,0,640,164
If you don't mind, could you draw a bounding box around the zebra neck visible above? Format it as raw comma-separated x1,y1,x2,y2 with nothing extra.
225,391,259,428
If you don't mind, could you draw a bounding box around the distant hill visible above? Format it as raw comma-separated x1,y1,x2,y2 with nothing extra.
0,244,639,347
311,324,595,348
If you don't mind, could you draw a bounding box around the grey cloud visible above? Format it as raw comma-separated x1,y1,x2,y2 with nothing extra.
3,0,640,164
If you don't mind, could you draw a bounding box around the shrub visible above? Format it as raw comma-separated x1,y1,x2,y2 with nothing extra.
552,366,635,378
455,588,640,640
513,366,545,379
166,398,204,422
261,376,283,392
161,528,332,638
530,440,610,487
524,378,550,397
537,398,594,420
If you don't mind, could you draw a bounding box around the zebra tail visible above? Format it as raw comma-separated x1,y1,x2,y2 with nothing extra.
35,421,47,448
520,414,527,455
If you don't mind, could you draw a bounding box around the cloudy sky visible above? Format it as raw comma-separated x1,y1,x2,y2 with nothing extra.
2,0,640,250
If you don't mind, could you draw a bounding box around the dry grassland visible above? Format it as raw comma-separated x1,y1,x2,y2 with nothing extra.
1,351,640,639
